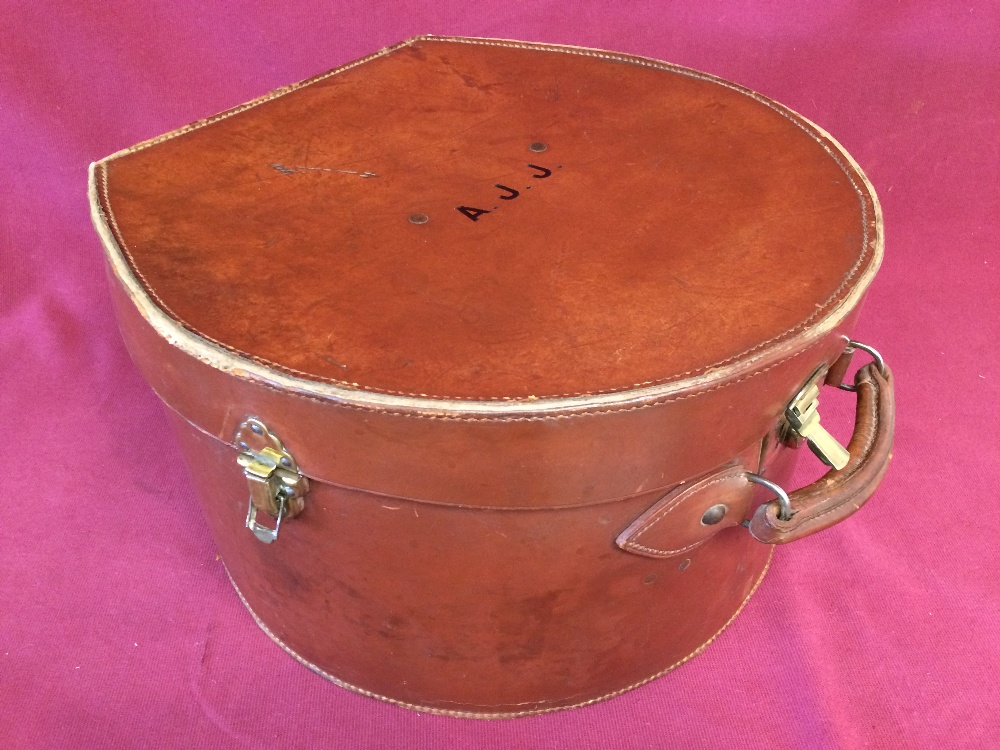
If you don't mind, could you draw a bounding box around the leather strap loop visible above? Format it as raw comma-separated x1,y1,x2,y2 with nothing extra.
749,362,894,544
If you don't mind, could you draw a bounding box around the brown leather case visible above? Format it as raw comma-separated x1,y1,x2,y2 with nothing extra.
88,36,894,717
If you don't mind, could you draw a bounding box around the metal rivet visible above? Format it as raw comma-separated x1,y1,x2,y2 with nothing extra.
529,142,547,152
643,573,658,585
678,559,691,571
701,504,728,526
280,457,292,467
250,423,264,435
409,213,429,224
238,441,249,450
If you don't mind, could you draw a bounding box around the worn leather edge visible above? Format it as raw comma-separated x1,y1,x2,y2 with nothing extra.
89,170,879,420
225,547,774,719
87,35,884,418
156,382,759,511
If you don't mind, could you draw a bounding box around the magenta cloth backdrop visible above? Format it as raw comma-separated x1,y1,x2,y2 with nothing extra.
2,1,997,748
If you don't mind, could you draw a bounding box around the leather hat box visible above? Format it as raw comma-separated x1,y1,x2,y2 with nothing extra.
89,36,894,718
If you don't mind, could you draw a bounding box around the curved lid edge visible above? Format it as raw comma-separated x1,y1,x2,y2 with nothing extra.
88,38,883,419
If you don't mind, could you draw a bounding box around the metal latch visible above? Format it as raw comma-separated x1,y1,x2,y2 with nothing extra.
782,369,851,470
235,417,308,544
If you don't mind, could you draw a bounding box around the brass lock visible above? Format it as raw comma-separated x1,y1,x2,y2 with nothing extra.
782,369,851,470
235,417,308,544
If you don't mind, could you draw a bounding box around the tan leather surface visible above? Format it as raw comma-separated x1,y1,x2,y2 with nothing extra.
616,464,756,558
109,271,863,508
168,407,798,715
96,36,878,401
750,363,894,544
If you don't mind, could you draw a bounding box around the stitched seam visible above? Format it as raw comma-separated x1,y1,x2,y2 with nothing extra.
210,350,797,422
225,546,774,718
99,37,875,403
624,539,706,556
111,41,413,157
632,475,737,540
628,471,748,555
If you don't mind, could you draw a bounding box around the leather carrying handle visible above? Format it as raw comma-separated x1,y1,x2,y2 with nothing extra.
749,362,894,544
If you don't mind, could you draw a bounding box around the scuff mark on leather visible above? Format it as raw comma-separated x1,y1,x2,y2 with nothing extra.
320,355,350,370
270,163,378,177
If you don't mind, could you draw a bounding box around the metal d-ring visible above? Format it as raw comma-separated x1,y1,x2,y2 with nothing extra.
747,473,794,521
837,340,888,392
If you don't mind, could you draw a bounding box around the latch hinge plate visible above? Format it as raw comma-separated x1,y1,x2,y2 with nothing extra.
781,368,851,471
235,417,308,544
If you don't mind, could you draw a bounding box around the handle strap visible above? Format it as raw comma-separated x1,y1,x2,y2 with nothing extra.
749,361,894,544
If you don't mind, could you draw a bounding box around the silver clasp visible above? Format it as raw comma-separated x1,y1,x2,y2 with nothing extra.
235,418,308,544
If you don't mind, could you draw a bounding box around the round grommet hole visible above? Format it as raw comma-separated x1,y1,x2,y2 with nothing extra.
408,213,429,224
701,504,728,526
529,142,547,152
678,559,691,571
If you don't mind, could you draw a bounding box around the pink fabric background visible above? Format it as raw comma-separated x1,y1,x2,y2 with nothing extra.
2,1,997,747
